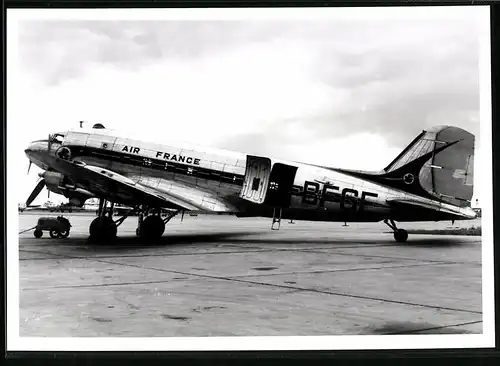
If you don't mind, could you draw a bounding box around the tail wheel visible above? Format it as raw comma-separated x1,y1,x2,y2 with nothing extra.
394,229,408,243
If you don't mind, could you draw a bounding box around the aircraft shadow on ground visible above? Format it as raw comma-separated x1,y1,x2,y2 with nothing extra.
78,231,266,250
364,321,478,335
221,237,472,247
63,231,475,251
392,238,479,248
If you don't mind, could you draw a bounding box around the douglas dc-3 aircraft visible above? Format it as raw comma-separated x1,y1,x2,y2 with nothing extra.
24,123,476,243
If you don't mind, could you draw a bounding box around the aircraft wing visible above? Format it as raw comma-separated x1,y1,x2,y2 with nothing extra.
386,198,477,219
49,158,203,211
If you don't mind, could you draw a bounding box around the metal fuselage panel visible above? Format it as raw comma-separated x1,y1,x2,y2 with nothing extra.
57,129,468,222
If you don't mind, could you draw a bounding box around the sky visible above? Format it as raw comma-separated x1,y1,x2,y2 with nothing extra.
7,7,490,207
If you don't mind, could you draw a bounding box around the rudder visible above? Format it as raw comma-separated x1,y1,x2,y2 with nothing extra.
385,126,474,207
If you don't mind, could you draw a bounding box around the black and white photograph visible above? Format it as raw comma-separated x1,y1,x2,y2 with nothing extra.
6,6,494,351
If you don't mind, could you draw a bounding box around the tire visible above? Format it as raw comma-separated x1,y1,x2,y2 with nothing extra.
394,229,408,243
49,229,59,238
138,215,165,240
59,230,69,238
89,217,117,242
33,229,43,238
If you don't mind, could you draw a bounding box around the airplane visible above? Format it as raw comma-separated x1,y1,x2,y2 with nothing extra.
23,123,476,243
18,203,41,212
18,200,57,212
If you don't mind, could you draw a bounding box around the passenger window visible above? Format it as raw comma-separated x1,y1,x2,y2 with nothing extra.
251,177,261,191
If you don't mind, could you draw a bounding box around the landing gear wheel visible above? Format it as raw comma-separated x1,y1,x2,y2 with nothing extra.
138,215,165,240
394,229,408,243
58,230,69,238
33,229,42,238
89,217,117,243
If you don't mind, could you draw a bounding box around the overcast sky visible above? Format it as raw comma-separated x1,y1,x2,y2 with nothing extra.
8,7,489,206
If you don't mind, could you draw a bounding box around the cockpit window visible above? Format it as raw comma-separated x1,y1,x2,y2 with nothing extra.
50,133,65,144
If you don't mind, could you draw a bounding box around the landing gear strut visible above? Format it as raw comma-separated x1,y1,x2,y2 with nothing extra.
136,208,180,240
384,219,408,243
88,201,180,243
89,198,118,242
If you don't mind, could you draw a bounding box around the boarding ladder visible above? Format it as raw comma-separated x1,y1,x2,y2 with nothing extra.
271,207,282,230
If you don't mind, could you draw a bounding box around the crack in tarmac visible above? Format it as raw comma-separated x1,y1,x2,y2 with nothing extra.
28,249,480,316
18,242,397,260
92,257,483,315
19,243,478,266
21,261,452,291
297,249,481,265
227,261,461,278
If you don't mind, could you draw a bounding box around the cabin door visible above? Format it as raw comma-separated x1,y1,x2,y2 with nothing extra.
240,155,272,204
264,163,298,208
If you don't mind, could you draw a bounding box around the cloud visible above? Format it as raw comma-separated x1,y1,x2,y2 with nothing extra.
18,20,287,86
13,36,336,143
18,19,481,147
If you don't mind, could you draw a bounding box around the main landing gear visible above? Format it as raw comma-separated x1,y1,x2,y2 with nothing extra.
88,198,180,243
135,209,179,240
89,199,119,242
383,219,408,243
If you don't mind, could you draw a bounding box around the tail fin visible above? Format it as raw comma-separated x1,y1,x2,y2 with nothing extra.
384,125,474,207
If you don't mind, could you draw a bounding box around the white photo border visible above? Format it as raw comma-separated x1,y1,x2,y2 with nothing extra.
6,5,495,351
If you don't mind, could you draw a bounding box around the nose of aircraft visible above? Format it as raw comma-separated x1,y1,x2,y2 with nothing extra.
24,139,49,157
24,139,55,173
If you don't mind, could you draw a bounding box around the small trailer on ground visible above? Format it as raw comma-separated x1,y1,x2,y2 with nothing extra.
33,216,71,238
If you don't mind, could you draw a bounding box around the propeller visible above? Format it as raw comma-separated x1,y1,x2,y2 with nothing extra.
26,178,46,207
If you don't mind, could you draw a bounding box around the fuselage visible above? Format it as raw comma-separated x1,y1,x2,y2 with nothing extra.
25,127,476,223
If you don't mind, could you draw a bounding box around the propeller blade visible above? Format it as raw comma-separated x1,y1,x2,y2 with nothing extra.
26,179,46,207
27,161,32,175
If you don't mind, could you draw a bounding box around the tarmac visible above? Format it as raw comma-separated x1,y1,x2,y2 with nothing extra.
17,212,482,337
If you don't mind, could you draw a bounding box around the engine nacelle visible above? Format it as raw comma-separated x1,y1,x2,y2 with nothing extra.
42,171,65,192
68,196,87,207
40,170,95,204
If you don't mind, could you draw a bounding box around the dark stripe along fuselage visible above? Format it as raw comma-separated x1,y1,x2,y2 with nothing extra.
67,145,246,188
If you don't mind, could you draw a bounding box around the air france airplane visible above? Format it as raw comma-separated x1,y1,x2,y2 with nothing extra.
24,123,476,243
